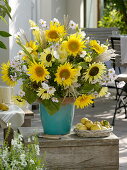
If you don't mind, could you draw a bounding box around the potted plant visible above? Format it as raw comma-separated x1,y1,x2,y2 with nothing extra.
1,17,117,135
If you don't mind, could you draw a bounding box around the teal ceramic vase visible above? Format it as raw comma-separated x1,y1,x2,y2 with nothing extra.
39,103,75,135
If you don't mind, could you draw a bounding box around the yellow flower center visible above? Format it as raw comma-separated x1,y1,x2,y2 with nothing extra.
46,54,52,62
48,30,59,39
35,66,44,77
89,66,99,76
68,40,79,52
60,69,70,79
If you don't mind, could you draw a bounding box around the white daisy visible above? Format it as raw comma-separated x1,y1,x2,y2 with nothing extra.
80,51,87,58
52,18,59,23
41,82,49,90
69,20,77,29
39,19,47,28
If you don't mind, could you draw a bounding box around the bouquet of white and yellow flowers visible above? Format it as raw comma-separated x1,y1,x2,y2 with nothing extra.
1,17,116,114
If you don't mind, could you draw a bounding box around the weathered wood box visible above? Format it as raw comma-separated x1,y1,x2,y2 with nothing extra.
19,127,119,170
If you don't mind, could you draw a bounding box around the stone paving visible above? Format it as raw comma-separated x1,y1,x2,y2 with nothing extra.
31,88,127,170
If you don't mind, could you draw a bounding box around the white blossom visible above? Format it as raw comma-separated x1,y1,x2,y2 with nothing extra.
53,50,59,59
80,51,87,58
35,145,40,155
52,18,59,23
39,19,47,28
47,87,56,94
51,97,59,103
41,82,49,90
69,20,77,29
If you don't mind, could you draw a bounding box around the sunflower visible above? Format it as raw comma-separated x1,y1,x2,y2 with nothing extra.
74,94,94,109
40,48,54,67
89,40,106,54
27,62,49,83
12,96,26,107
62,34,86,56
45,22,66,42
84,62,106,82
55,63,78,86
1,62,16,86
37,88,52,100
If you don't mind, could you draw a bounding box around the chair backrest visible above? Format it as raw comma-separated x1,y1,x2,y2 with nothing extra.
83,27,119,44
110,36,121,65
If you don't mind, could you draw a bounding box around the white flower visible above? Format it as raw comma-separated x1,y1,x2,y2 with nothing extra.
41,82,49,90
28,137,31,142
80,51,87,58
18,134,23,141
53,50,59,59
21,161,27,167
39,19,47,28
52,18,59,23
22,65,27,72
20,154,26,160
47,87,56,94
35,145,40,155
30,159,35,164
69,20,77,29
108,68,115,76
51,97,59,103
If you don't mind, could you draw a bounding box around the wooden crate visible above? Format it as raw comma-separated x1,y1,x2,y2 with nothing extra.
19,127,119,170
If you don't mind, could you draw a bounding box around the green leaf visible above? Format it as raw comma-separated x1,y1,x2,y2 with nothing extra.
0,16,7,24
78,62,88,69
23,86,37,104
0,31,11,37
0,4,12,19
41,100,61,115
0,41,6,49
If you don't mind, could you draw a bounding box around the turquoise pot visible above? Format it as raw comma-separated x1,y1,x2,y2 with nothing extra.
39,103,75,135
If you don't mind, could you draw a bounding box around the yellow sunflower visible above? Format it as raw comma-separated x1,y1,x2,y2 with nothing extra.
74,94,94,109
1,62,16,86
40,48,54,67
45,22,66,42
89,40,106,54
55,63,78,86
62,34,86,56
84,62,106,82
12,96,26,107
37,88,52,100
27,62,49,83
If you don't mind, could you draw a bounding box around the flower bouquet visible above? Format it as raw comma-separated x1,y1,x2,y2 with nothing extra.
1,17,116,115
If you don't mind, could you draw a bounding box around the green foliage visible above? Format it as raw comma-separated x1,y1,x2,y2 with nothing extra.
41,99,61,115
98,1,127,34
0,0,11,49
0,129,46,169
